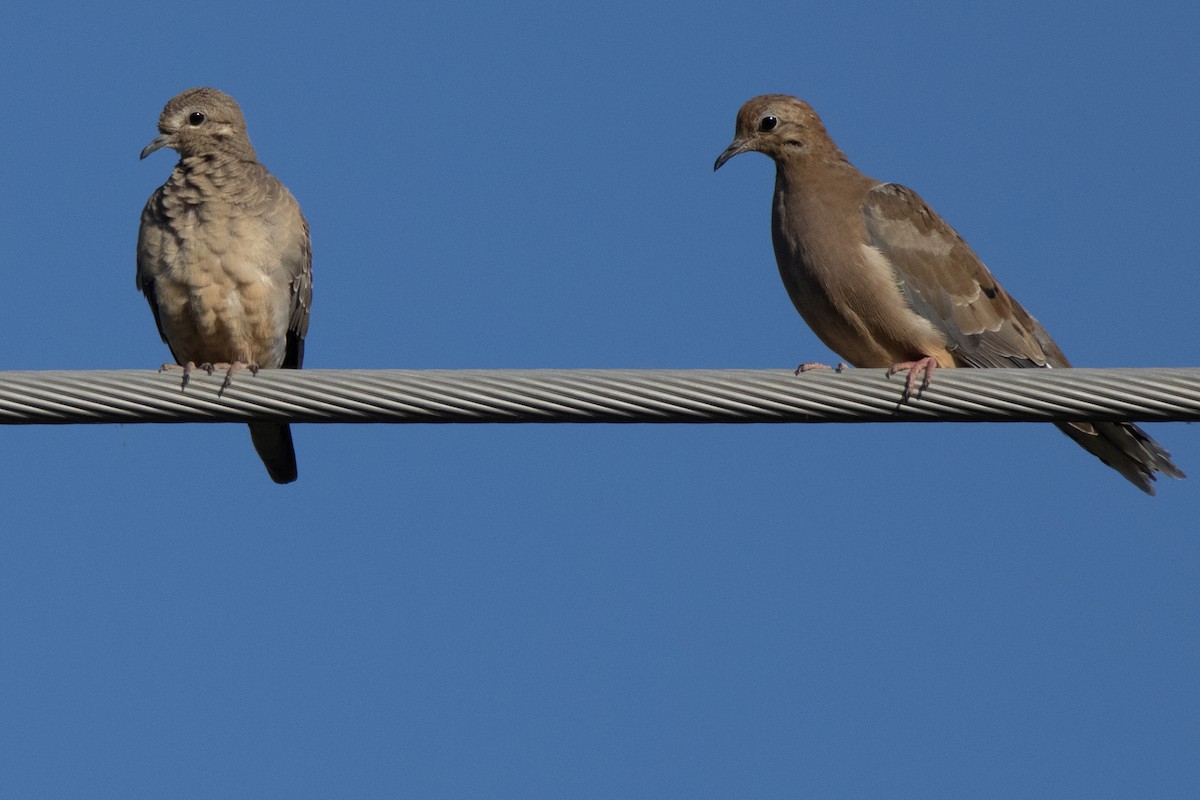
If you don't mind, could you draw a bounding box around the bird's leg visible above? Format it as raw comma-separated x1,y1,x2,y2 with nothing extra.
886,356,938,399
794,361,848,376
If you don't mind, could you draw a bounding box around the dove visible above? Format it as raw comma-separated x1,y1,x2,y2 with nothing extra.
138,87,312,484
715,94,1182,493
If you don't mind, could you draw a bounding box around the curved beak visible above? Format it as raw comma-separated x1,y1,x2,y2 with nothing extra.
713,138,749,171
140,133,173,160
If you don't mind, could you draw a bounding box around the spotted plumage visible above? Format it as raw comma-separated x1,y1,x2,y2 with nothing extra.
715,94,1182,493
138,87,312,483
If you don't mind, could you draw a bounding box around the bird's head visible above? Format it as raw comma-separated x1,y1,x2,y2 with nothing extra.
714,94,835,171
140,87,256,161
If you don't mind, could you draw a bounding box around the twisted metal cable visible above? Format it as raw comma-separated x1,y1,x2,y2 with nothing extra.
0,367,1198,425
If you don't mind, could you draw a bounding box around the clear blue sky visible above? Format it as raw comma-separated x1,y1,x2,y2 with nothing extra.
1,1,1197,797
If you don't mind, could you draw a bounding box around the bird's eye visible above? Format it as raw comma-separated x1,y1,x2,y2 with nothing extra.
758,115,778,132
188,112,206,126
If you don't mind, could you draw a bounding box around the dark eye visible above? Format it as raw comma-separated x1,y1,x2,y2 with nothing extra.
758,115,778,132
188,112,206,126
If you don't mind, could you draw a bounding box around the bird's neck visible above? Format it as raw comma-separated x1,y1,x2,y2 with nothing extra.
771,156,871,256
180,145,258,170
170,154,268,204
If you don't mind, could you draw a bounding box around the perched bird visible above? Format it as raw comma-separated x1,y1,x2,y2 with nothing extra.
714,94,1183,494
138,87,312,484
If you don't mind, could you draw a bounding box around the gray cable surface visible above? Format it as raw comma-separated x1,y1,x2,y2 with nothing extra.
0,368,1197,425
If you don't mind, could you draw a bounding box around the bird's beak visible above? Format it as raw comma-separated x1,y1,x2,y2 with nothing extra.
713,138,749,171
140,133,173,160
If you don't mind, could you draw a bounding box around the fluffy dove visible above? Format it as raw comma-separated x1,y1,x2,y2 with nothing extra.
138,87,312,484
714,94,1182,494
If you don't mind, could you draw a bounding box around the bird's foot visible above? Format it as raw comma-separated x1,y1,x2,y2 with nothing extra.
159,361,198,390
794,361,848,376
886,356,938,399
211,361,260,395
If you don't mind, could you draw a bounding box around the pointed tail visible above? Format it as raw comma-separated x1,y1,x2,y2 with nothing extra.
1056,421,1184,495
248,422,298,484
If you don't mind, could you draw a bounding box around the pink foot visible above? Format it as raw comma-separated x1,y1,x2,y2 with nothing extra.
886,356,938,398
794,361,848,376
213,361,261,394
159,361,198,390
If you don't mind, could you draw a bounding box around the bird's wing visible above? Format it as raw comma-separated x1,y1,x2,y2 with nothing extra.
135,191,184,364
861,182,1067,369
281,211,312,370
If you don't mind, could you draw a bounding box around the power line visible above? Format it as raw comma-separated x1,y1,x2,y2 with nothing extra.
0,367,1196,425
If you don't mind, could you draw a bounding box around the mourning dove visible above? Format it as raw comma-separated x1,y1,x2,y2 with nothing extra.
715,94,1183,494
138,87,312,484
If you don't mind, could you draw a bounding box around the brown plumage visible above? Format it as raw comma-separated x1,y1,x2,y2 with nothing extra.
715,94,1183,494
138,87,312,484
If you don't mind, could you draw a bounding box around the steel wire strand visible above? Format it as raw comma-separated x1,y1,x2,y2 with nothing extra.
0,368,1197,425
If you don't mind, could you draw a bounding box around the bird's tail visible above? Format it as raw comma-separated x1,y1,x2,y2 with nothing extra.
1055,421,1184,495
248,422,299,484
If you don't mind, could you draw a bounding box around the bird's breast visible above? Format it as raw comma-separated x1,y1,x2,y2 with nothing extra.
770,196,950,367
150,204,291,368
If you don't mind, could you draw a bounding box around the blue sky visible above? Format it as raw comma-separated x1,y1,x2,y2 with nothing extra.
1,1,1197,797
